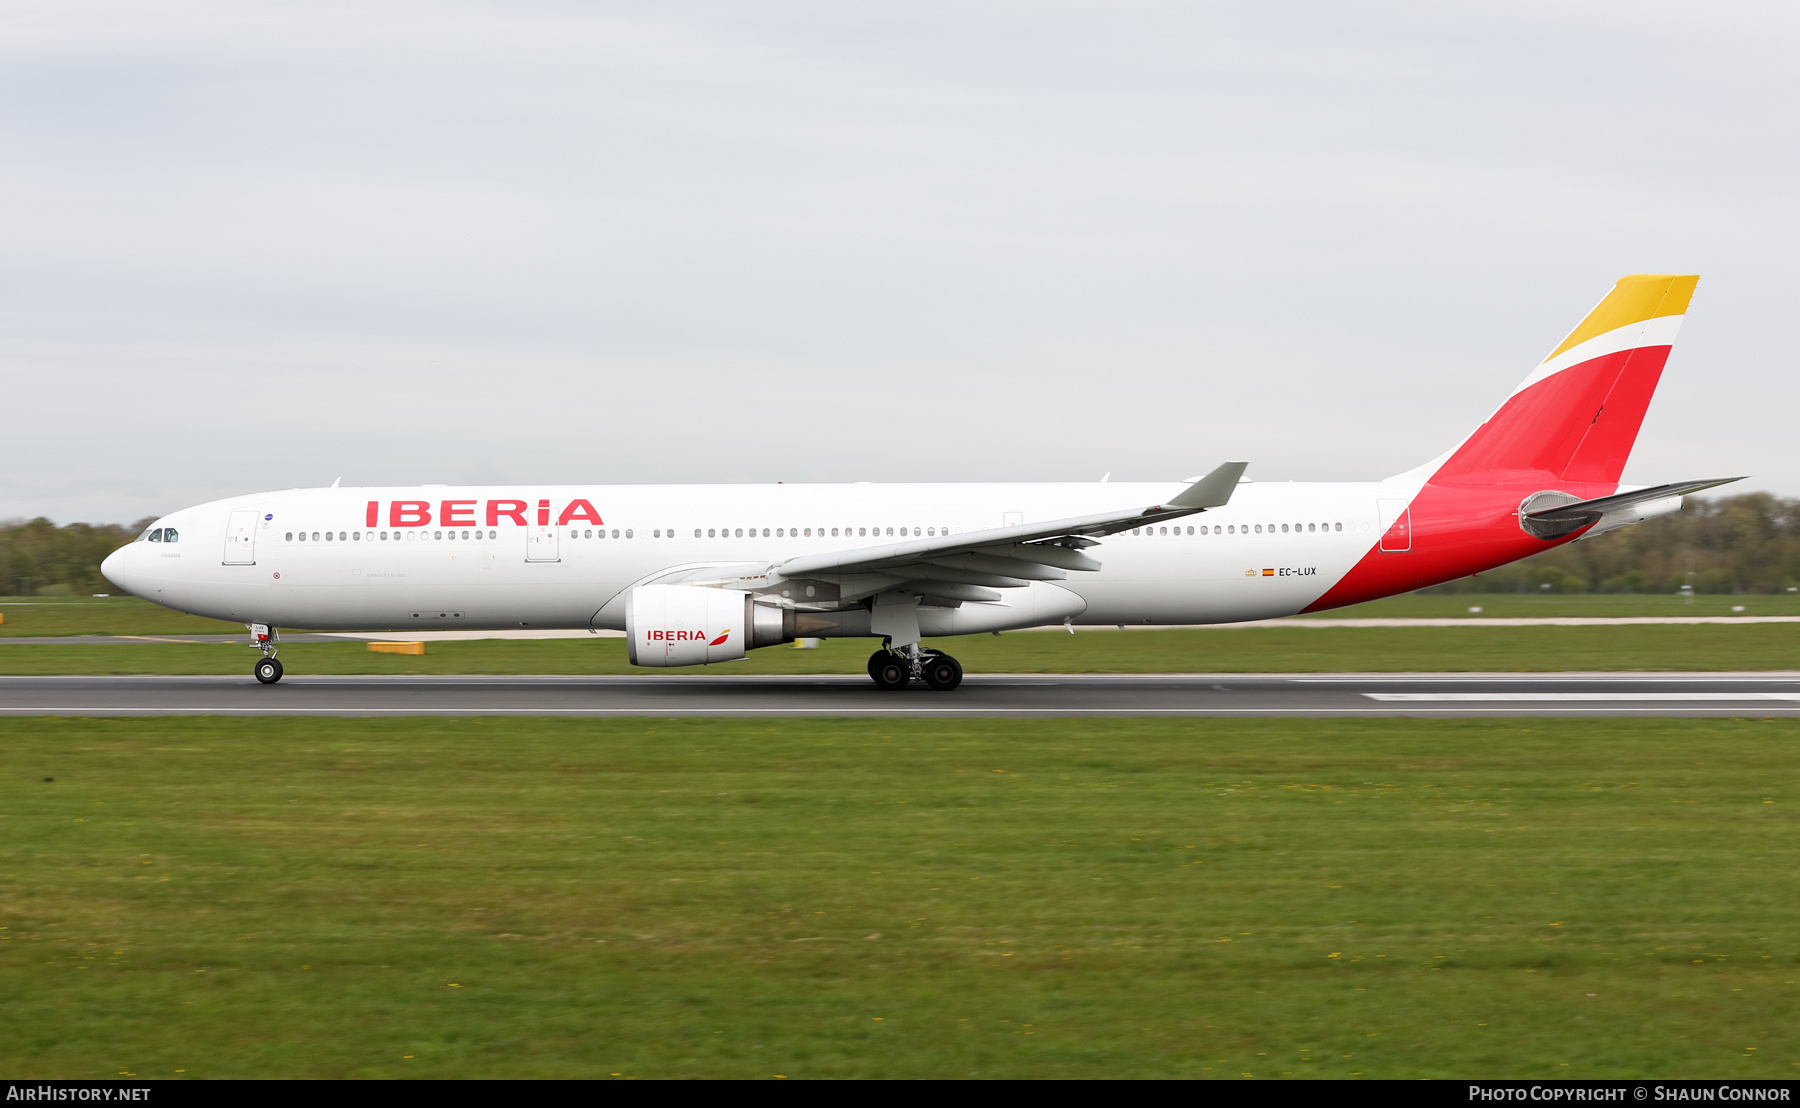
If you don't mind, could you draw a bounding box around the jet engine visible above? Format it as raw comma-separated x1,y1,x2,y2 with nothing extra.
625,584,793,667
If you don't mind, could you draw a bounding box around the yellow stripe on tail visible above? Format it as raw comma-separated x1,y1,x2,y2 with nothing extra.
1545,274,1698,361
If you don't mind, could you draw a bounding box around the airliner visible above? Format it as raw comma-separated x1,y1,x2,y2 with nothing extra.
102,274,1736,690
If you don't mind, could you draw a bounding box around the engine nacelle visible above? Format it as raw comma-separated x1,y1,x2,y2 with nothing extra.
625,584,792,667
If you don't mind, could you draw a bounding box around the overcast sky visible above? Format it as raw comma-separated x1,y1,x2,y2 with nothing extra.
3,1,1795,524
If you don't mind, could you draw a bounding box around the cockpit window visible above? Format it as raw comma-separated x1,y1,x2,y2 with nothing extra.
147,529,163,542
162,528,178,543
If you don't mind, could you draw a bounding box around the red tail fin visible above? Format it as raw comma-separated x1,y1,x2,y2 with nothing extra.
1434,274,1698,485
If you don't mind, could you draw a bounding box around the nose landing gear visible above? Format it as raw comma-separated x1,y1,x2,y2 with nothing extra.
866,646,963,691
249,622,283,684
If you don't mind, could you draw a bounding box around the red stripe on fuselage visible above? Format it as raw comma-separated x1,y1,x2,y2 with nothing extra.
1302,479,1612,611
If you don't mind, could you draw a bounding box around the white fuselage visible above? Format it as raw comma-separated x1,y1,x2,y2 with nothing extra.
102,481,1400,633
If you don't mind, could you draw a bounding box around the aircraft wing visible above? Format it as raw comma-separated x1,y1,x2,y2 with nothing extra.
766,462,1248,601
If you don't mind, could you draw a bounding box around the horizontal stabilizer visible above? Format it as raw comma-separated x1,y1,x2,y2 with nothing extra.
1521,476,1743,538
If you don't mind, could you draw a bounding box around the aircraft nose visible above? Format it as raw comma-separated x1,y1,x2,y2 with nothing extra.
100,545,136,596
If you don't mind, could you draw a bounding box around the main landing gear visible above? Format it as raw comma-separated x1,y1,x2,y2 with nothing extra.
867,647,964,692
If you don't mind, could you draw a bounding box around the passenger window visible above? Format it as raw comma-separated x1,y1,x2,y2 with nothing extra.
1335,522,1342,531
462,531,470,540
1186,526,1193,535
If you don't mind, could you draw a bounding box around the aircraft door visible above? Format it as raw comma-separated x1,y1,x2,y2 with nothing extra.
526,526,560,562
1377,498,1412,552
223,509,259,564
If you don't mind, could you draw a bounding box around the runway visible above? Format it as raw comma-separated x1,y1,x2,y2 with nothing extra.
5,672,1800,717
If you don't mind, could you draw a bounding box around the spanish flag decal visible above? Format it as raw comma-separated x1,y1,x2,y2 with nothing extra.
1262,568,1275,577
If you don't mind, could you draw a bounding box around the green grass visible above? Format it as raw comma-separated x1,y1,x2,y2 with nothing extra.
5,591,1798,640
3,716,1796,1078
0,597,244,638
2,623,1798,675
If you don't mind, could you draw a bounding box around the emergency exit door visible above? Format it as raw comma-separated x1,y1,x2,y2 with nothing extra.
223,509,259,564
526,526,560,562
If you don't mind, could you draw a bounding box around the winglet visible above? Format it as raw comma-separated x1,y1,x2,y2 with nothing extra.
1166,462,1249,509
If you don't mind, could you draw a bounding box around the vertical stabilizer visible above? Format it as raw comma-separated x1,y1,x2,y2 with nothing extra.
1433,274,1697,485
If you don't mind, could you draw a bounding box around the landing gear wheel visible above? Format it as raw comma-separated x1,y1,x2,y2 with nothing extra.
254,657,284,685
920,651,963,691
867,650,910,691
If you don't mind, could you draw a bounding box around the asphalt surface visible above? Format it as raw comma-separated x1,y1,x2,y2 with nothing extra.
5,672,1800,717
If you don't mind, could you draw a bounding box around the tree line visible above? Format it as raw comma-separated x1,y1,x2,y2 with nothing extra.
1423,492,1800,594
2,517,154,596
4,493,1799,597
